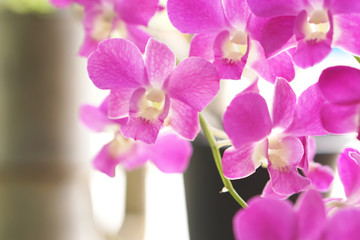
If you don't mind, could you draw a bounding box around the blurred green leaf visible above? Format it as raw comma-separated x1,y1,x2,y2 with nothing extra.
1,0,55,14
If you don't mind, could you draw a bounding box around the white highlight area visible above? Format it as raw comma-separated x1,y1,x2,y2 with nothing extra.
144,164,189,240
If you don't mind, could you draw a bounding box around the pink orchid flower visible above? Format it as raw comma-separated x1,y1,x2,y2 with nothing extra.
80,97,192,177
51,0,159,57
247,0,360,68
234,189,360,240
87,38,220,144
317,66,360,140
326,148,360,210
167,0,295,82
222,78,328,196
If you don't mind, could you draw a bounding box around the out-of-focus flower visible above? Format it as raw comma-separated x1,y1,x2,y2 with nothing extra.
234,189,360,240
50,0,159,56
87,38,220,144
80,97,192,177
222,78,328,196
318,66,360,140
167,0,295,82
247,0,360,68
326,148,360,210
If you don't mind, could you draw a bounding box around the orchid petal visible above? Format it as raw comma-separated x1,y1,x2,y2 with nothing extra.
222,0,251,28
87,38,148,90
147,133,192,173
115,0,159,26
80,104,113,132
337,148,360,198
333,14,360,55
108,88,134,119
125,24,151,53
223,92,272,148
249,41,295,83
121,117,163,144
323,208,360,240
318,66,360,105
168,99,200,140
272,78,297,129
144,39,175,87
233,197,297,240
189,33,217,60
326,0,360,14
166,57,220,112
247,0,308,17
307,162,334,192
167,0,229,33
291,40,332,68
262,181,290,199
285,84,328,136
295,190,326,240
222,144,265,179
320,103,359,134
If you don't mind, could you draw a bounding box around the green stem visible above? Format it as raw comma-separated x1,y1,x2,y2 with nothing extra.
355,55,360,64
199,113,247,208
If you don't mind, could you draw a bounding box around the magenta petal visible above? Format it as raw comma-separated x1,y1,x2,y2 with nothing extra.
337,148,360,198
167,0,228,33
272,78,296,129
125,24,151,53
268,165,310,195
291,40,332,68
80,104,113,132
247,15,296,58
169,99,200,140
115,0,158,26
108,88,134,118
247,0,307,17
147,133,192,173
189,33,216,60
144,39,175,87
222,0,251,28
166,57,220,112
323,208,360,240
93,143,121,177
78,34,99,57
285,84,328,136
250,41,295,83
320,103,359,134
318,66,360,105
121,117,162,144
295,190,326,240
307,162,334,192
326,0,360,14
87,38,148,90
262,181,290,199
223,93,272,148
222,145,260,179
50,0,72,8
333,14,360,55
233,197,297,240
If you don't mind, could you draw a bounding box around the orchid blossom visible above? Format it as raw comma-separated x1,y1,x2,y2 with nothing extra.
51,0,159,56
87,38,220,144
80,97,192,177
222,77,330,196
167,0,295,82
247,0,360,68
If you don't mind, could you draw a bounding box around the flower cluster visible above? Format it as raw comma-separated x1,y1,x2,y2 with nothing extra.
52,0,360,238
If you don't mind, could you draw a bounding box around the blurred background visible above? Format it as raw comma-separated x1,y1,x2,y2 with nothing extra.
1,1,360,240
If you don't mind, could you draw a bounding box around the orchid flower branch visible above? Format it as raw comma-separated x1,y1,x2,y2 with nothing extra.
199,113,247,208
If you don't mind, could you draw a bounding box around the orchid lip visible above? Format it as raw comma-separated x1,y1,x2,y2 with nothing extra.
222,31,248,61
304,9,330,41
137,88,166,121
91,4,116,41
108,133,134,158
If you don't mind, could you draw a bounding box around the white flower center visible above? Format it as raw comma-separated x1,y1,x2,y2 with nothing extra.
138,88,166,121
267,134,290,170
108,133,134,158
91,4,116,41
223,31,248,61
305,10,330,41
